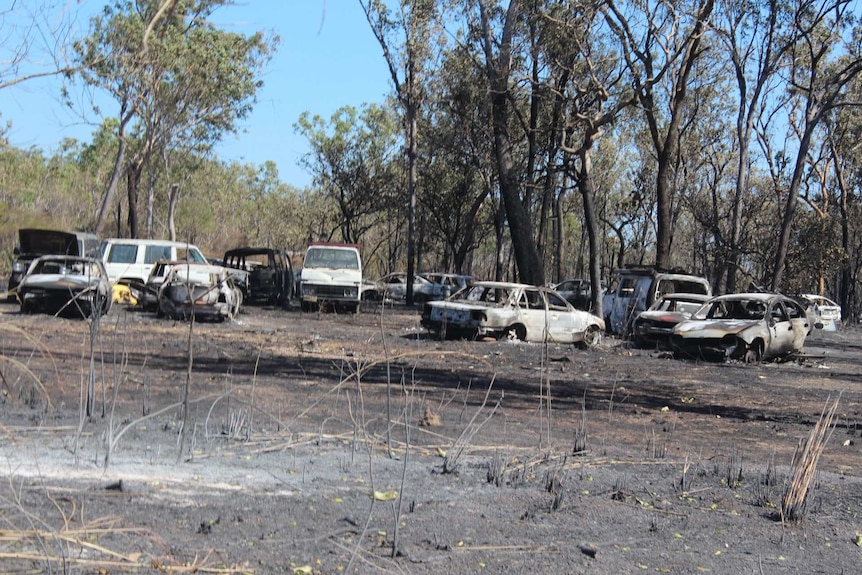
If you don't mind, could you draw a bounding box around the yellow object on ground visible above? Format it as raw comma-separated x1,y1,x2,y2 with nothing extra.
112,284,138,305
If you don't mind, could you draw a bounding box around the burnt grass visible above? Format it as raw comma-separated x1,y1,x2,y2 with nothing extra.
0,300,860,574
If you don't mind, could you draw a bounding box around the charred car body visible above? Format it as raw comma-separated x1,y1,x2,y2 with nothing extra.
552,278,605,311
423,273,474,298
157,263,242,321
362,272,447,303
670,293,814,363
602,267,712,335
222,247,294,307
9,229,99,301
18,255,112,318
421,281,605,347
632,293,712,349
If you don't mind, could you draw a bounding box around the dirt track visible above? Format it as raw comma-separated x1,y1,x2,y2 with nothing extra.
1,301,860,574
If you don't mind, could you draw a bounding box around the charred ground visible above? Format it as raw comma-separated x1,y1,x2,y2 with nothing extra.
1,301,860,574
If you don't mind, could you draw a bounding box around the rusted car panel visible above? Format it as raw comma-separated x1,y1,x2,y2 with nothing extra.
157,263,242,321
18,255,112,318
421,281,605,347
670,293,813,363
632,293,711,348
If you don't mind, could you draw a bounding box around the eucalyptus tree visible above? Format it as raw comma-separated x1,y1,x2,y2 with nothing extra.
767,0,862,291
471,0,545,285
602,0,716,271
73,0,276,238
360,0,440,304
295,104,402,247
420,41,497,275
538,0,637,317
824,83,862,319
712,0,798,292
0,0,76,90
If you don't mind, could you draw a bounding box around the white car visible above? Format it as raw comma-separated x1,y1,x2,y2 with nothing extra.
671,293,814,363
18,255,112,318
801,294,842,331
421,281,605,347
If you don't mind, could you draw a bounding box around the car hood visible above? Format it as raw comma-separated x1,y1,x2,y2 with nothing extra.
674,318,758,337
637,310,690,323
301,268,360,285
429,300,500,312
18,229,81,256
21,274,100,290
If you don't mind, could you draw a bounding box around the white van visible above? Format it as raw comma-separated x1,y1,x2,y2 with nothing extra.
299,243,362,312
100,238,207,297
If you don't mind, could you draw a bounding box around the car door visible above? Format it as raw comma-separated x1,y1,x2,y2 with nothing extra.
783,298,811,352
543,290,582,343
766,300,796,356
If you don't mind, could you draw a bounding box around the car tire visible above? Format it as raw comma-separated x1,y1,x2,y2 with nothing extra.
744,341,763,364
504,324,527,341
579,325,602,349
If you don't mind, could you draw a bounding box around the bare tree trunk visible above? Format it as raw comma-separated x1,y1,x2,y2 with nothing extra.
127,158,143,239
168,183,179,241
479,0,544,286
406,103,417,305
770,126,814,290
494,197,506,282
145,160,156,239
577,149,603,319
94,103,133,236
554,188,565,283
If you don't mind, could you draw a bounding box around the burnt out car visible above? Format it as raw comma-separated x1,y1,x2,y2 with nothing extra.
362,272,447,303
670,293,815,363
222,247,294,308
631,293,711,349
421,281,605,347
8,229,99,301
18,255,112,318
157,263,242,321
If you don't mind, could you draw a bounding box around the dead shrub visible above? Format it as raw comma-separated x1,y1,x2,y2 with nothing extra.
780,396,840,523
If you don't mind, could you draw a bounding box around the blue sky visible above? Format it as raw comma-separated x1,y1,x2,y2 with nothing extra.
0,1,393,188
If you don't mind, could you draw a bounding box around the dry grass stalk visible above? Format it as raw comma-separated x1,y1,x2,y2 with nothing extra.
780,395,840,523
443,376,500,474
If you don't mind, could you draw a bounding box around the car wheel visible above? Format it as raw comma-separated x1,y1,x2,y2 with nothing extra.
504,324,527,341
579,325,602,349
744,341,763,364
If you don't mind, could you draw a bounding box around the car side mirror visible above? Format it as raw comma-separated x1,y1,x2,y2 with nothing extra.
13,246,19,255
